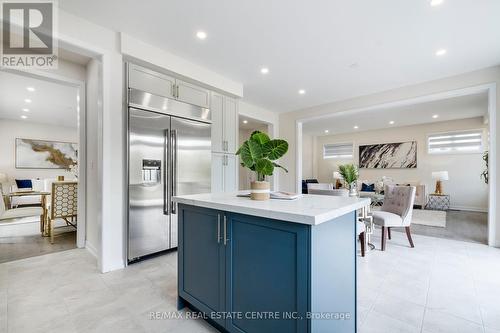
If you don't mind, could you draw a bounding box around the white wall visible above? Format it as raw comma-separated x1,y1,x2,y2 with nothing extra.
313,117,488,211
58,9,125,272
85,58,102,260
0,119,77,180
302,134,314,179
239,101,280,127
279,66,500,246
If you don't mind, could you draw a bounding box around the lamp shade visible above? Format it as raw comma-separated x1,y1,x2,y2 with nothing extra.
333,171,343,180
0,173,7,183
432,171,449,181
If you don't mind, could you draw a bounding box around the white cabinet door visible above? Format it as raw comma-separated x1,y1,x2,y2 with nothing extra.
128,64,176,99
224,97,238,154
176,79,210,108
211,153,224,193
224,154,238,192
211,92,224,153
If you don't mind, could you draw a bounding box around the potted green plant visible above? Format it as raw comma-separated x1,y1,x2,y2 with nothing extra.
236,131,288,200
338,164,359,197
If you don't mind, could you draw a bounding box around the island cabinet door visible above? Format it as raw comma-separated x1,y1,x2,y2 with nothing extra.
224,213,310,333
178,205,226,327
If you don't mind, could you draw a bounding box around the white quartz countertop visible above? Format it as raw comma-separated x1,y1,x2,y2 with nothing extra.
173,192,371,225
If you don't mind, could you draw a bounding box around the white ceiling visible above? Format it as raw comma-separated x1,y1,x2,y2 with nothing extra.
59,0,500,113
0,71,79,128
302,92,488,136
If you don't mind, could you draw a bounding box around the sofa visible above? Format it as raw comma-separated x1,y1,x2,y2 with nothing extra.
357,180,426,208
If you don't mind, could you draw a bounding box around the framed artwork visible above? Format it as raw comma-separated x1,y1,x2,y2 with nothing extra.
15,138,78,169
359,141,417,169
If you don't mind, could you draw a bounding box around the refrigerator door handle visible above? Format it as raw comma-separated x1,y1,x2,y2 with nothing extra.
163,129,170,215
171,129,178,214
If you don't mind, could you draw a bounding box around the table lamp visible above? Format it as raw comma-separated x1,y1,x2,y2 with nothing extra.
333,171,343,189
432,171,449,195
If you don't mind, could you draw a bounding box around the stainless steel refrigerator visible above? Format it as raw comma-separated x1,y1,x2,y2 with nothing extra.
127,86,211,262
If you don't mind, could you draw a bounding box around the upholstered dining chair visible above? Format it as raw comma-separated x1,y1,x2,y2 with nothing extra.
48,181,78,244
0,188,43,225
357,221,366,257
372,185,416,251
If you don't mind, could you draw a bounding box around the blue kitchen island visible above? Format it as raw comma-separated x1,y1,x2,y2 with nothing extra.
173,192,370,333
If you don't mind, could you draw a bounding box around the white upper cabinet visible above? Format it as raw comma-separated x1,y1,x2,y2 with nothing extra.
211,92,238,154
176,79,210,109
223,96,238,154
128,64,176,99
211,92,224,153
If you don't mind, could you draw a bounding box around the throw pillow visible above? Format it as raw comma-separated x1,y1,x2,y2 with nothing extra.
361,183,375,192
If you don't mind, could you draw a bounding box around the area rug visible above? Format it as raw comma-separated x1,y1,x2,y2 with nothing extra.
412,209,447,228
372,207,446,228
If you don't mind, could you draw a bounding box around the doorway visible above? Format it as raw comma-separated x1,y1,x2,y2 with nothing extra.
295,84,497,246
0,51,89,263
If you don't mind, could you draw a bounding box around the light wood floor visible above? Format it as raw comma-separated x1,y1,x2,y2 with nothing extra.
0,230,76,264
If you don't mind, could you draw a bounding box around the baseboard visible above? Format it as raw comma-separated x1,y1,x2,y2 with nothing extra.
101,260,126,273
450,205,488,213
85,240,98,258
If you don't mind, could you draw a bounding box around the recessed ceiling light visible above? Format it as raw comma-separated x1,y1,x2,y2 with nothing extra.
26,87,35,92
260,67,269,74
196,31,207,40
354,125,359,129
24,98,31,103
430,0,443,6
435,49,447,56
20,115,27,119
324,130,329,134
432,114,439,119
22,108,29,112
243,120,248,124
389,121,395,125
298,89,306,95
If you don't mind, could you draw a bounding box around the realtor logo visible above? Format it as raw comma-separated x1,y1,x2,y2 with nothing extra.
1,0,58,68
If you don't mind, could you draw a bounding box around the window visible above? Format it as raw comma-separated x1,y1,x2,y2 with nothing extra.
323,142,353,159
427,129,483,154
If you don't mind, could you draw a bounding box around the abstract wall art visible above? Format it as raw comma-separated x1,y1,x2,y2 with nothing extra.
359,141,417,169
15,138,78,169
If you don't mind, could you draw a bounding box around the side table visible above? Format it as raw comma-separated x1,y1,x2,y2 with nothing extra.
426,194,450,211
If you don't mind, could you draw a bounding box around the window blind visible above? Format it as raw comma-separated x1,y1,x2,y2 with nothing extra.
323,143,353,159
428,130,483,154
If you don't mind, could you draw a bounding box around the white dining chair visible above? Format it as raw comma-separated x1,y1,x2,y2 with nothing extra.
372,185,416,251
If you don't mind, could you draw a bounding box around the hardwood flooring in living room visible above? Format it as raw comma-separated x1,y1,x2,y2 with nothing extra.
0,228,76,264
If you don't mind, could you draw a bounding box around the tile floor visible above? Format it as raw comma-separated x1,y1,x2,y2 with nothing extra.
358,228,500,333
1,230,499,333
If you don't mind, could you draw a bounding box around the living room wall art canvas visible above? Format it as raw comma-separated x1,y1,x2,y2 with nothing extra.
359,141,417,169
15,138,78,169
